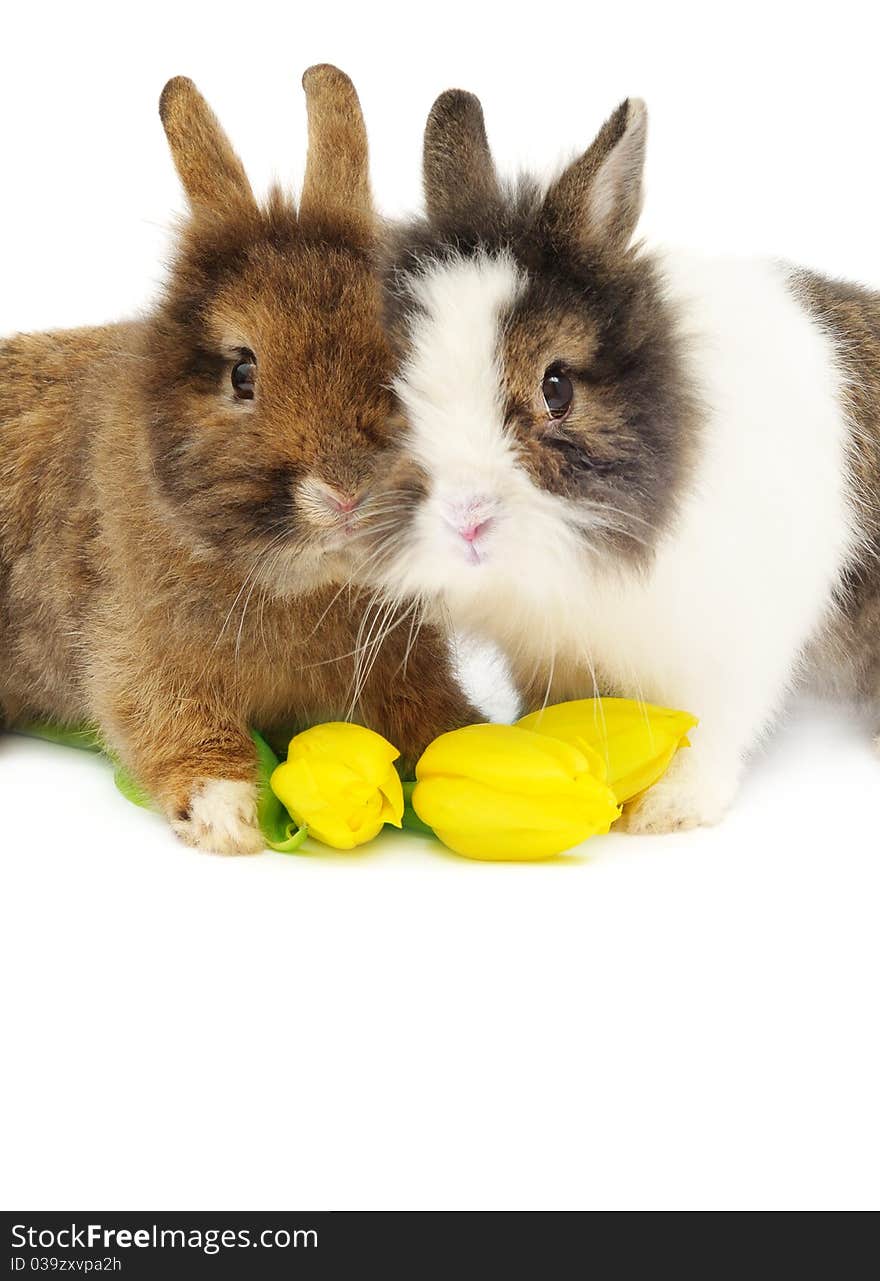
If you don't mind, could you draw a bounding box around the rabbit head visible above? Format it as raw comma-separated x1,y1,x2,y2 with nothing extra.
371,92,699,635
137,66,395,594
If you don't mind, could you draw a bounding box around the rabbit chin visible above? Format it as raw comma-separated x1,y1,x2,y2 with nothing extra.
268,543,355,596
386,494,597,645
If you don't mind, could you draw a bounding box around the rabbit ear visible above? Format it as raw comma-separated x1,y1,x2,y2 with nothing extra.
159,77,256,216
540,98,647,254
299,64,373,234
423,89,501,225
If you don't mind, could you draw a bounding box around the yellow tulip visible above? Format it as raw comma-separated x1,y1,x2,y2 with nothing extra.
271,722,404,850
412,723,619,861
518,698,697,805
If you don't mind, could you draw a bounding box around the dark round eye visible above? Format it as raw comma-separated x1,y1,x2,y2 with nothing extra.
231,351,256,400
542,366,573,419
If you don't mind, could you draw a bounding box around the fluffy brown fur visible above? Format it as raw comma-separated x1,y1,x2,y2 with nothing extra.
0,67,476,853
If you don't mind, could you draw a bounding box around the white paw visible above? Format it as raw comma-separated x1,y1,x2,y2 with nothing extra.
616,753,736,835
172,779,264,855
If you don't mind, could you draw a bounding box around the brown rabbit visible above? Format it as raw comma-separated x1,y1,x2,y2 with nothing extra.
0,66,476,853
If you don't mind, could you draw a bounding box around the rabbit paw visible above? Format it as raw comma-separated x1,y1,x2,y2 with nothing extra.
616,754,735,835
171,779,264,855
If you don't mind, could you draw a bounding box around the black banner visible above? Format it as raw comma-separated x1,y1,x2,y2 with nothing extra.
2,1212,562,1276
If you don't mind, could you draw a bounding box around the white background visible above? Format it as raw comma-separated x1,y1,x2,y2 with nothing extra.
2,0,879,1212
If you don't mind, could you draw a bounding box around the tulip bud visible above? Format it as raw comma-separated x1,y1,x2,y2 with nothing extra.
271,723,404,850
518,699,697,805
412,723,620,861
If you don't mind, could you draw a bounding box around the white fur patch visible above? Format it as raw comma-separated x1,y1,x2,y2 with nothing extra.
390,252,589,637
173,778,263,856
394,251,524,485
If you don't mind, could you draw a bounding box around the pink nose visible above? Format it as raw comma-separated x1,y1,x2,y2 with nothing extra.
458,519,491,544
320,486,361,515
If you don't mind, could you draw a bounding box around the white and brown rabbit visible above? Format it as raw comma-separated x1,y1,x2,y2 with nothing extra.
373,90,880,833
0,67,476,853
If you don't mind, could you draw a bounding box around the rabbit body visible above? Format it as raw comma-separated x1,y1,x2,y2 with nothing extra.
376,94,880,831
0,70,475,853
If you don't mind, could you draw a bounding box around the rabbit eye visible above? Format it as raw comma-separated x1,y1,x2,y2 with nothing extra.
542,365,573,419
231,351,256,400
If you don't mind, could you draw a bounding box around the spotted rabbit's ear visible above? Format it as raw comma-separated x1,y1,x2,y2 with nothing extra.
299,64,374,238
539,98,648,255
422,89,502,227
159,77,257,217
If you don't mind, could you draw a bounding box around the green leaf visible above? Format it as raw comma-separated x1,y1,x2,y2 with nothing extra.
112,763,154,810
251,729,308,853
16,721,104,753
19,719,157,810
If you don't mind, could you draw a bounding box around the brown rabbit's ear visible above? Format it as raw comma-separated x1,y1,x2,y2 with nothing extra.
540,98,647,254
299,64,373,234
423,89,501,225
159,77,257,216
